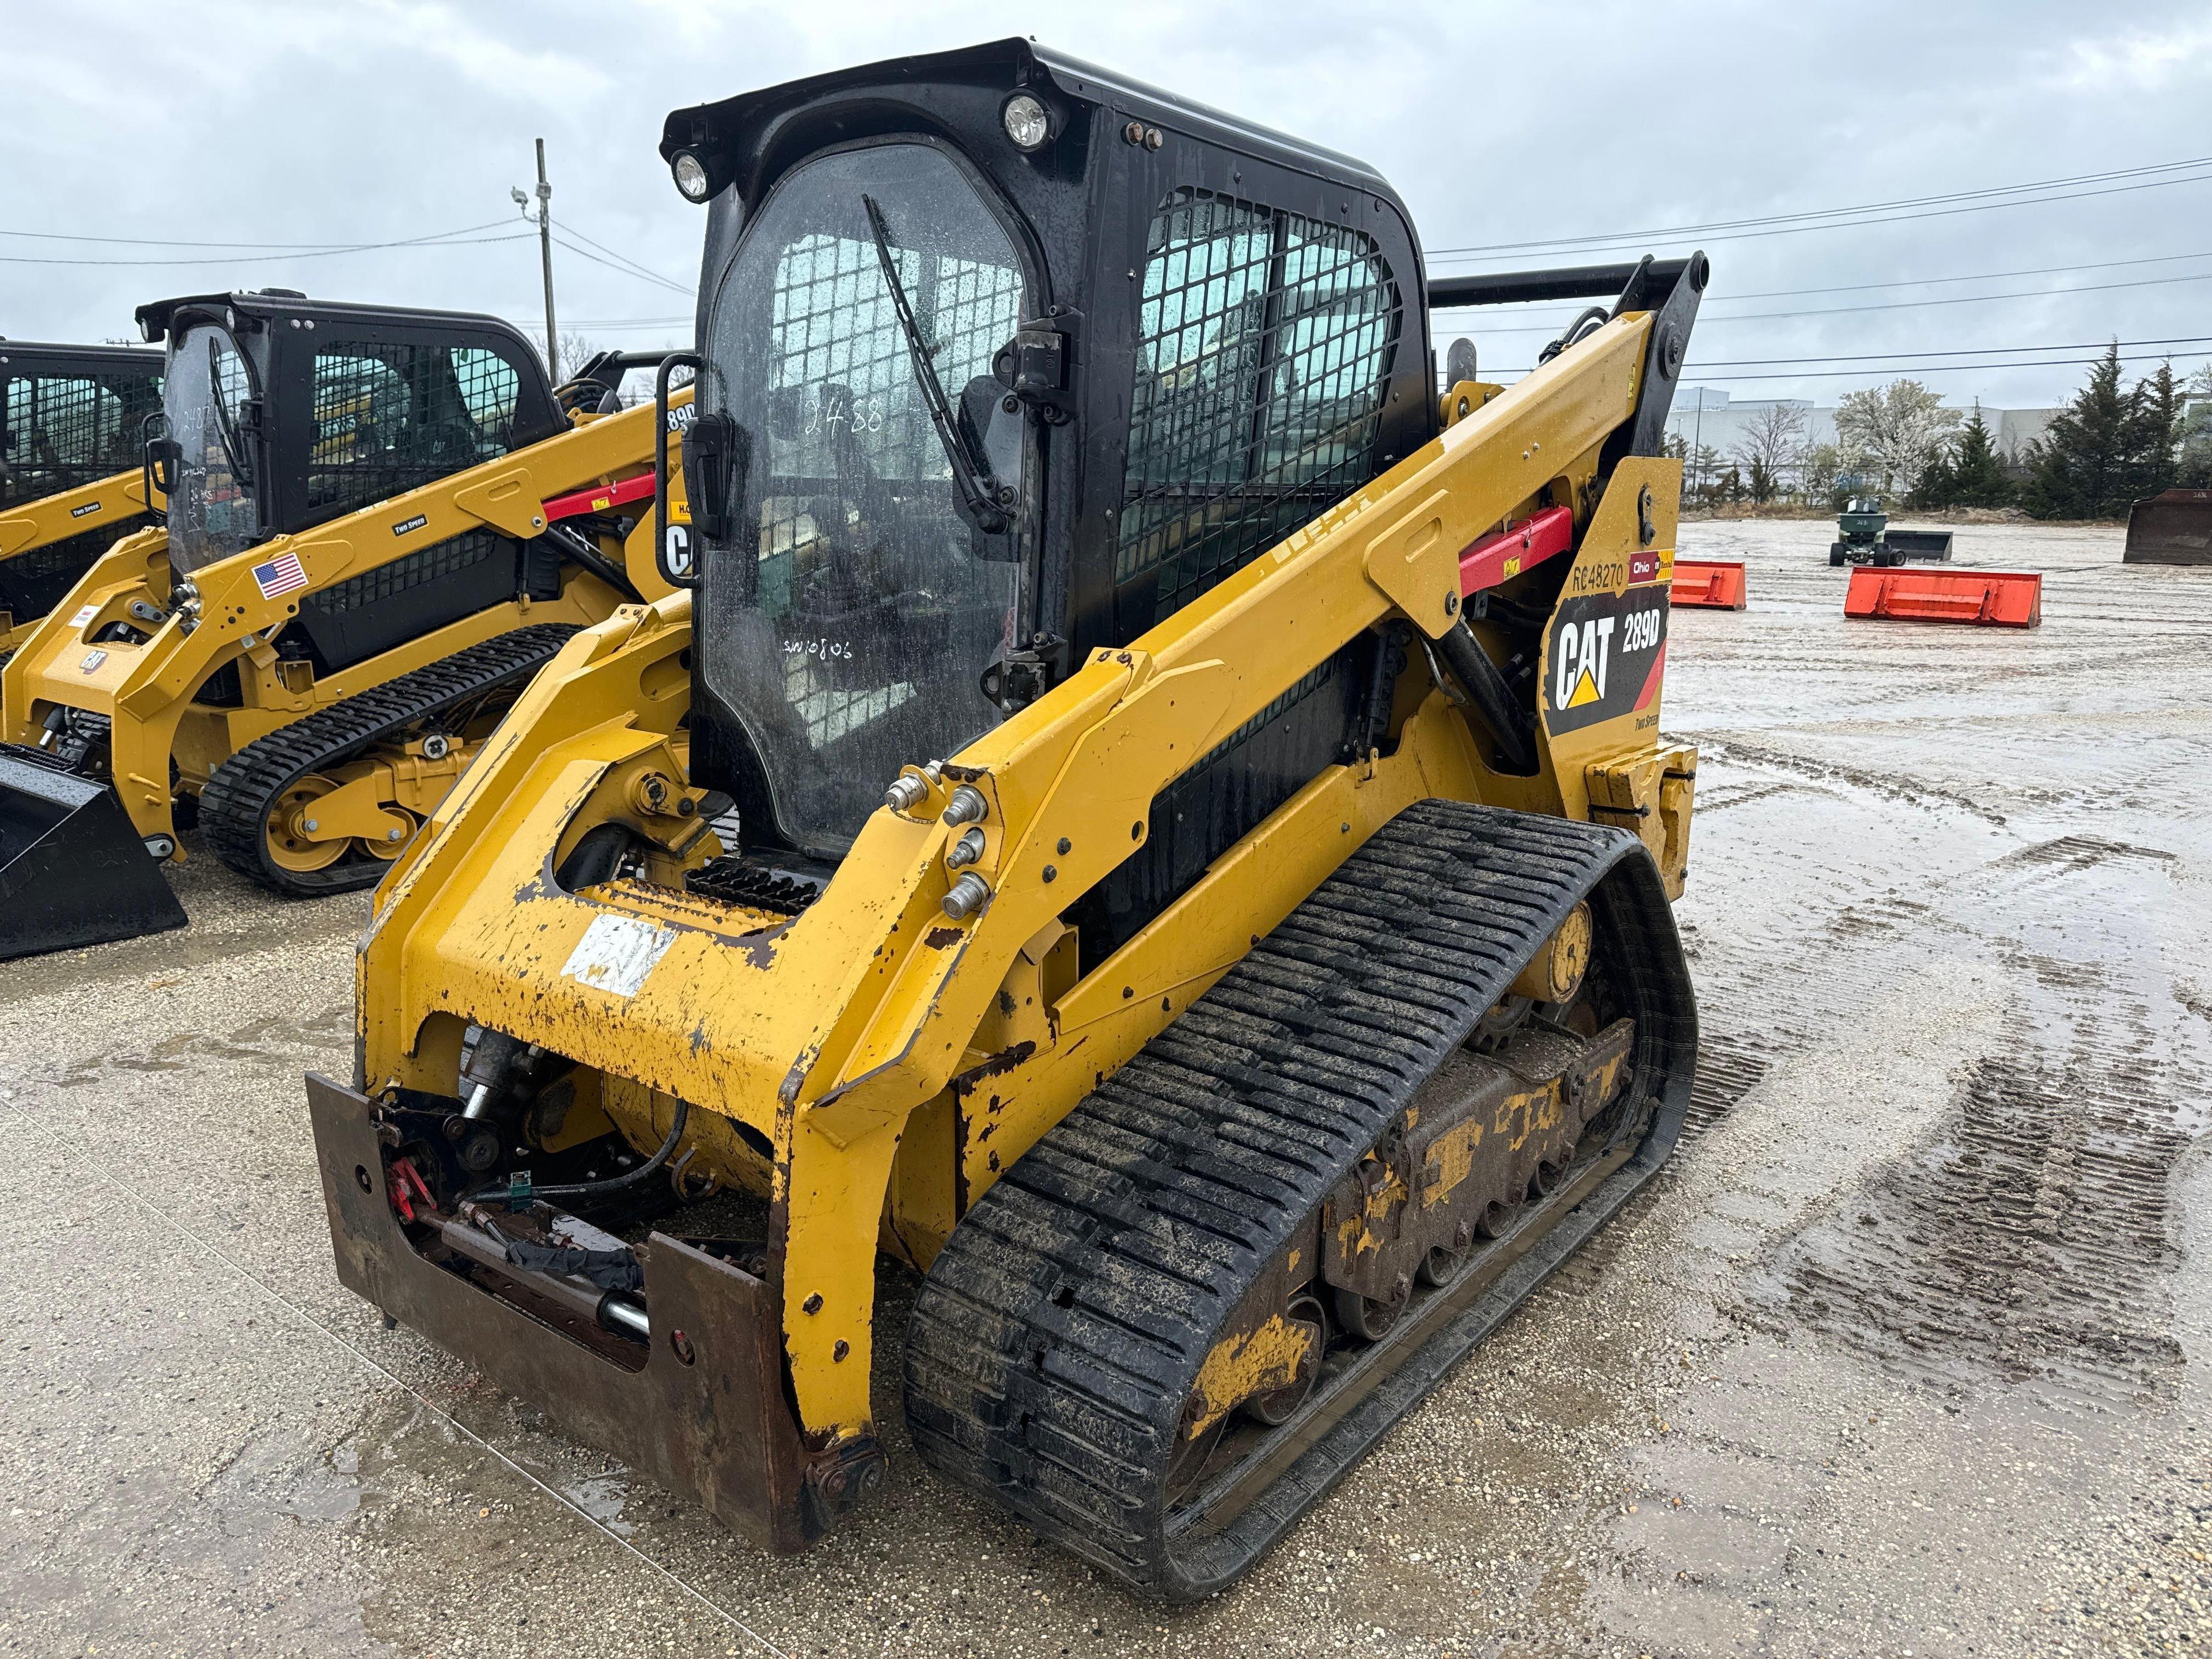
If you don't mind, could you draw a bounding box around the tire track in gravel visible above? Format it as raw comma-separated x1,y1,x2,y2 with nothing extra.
1725,833,2206,1408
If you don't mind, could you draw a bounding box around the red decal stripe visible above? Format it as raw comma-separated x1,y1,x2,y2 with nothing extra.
1633,639,1666,711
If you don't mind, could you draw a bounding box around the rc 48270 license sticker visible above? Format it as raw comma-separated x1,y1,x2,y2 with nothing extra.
1541,585,1668,736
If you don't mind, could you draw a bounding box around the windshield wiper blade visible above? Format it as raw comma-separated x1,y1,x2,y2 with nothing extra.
859,193,1007,536
207,338,255,490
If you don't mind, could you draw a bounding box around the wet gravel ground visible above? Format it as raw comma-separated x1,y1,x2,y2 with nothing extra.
3,518,2209,1657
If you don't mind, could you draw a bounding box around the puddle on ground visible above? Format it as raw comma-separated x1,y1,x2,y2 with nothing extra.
32,1005,355,1085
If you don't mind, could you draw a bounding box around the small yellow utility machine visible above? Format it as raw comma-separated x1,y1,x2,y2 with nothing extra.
0,291,689,956
0,339,165,657
313,41,1702,1597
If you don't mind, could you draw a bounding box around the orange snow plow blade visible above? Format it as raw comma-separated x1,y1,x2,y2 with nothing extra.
1844,566,2040,628
1669,559,1746,609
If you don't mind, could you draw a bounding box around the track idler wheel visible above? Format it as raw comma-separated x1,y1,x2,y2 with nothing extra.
264,776,353,874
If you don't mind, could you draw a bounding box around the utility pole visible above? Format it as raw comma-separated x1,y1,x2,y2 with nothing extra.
1692,392,1706,502
512,140,559,381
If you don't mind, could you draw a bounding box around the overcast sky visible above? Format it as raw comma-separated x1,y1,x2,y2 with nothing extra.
7,0,2209,410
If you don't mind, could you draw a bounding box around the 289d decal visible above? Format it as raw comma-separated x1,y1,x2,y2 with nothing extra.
1541,586,1669,736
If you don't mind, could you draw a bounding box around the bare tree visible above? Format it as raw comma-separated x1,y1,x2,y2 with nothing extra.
524,330,611,385
1731,403,1808,503
1835,379,1962,497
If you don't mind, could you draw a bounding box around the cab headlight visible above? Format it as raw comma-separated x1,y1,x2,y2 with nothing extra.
1001,94,1051,152
671,150,713,203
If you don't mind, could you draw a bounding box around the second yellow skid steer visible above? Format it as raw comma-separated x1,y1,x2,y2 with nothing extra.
313,41,1702,1600
0,339,166,657
0,291,688,957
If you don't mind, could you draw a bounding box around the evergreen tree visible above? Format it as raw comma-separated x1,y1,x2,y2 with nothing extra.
1908,455,1952,509
1679,442,1723,503
2180,365,2212,487
2024,344,2135,519
2126,360,2181,500
1915,403,2013,508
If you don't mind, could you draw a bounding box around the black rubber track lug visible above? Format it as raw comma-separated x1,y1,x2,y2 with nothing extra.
198,623,579,897
902,799,1697,1599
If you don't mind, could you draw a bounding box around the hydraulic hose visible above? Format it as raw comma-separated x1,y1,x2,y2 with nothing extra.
1434,619,1539,776
542,522,643,604
1538,306,1612,365
463,1097,691,1209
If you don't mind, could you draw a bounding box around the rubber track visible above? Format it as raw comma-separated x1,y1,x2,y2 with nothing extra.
198,624,579,896
903,800,1698,1598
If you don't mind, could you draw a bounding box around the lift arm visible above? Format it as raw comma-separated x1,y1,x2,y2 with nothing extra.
0,391,690,839
0,468,160,562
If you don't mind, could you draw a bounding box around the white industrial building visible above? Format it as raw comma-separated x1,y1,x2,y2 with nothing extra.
1665,388,2059,467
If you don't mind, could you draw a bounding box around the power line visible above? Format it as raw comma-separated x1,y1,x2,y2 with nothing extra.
0,232,533,267
1706,268,2212,323
1435,268,2212,335
0,218,514,251
1678,349,2212,382
1436,247,2212,310
1708,247,2212,302
548,231,692,296
550,220,692,295
1688,333,2212,368
1427,162,2212,263
1426,153,2212,256
1485,343,2212,382
1433,154,2212,253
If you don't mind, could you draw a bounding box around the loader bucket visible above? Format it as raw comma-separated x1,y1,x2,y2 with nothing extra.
2123,489,2212,566
0,749,186,959
1843,566,2041,628
1670,558,1747,609
1881,529,1953,560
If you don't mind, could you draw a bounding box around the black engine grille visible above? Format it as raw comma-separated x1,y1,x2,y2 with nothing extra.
684,854,831,916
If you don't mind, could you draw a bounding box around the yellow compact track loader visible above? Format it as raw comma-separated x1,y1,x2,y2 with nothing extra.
0,292,689,957
0,340,166,657
312,41,1702,1597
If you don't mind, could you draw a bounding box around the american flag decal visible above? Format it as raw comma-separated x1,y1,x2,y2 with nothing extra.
252,551,309,601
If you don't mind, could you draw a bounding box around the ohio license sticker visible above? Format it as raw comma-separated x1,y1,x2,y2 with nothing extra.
1542,586,1668,736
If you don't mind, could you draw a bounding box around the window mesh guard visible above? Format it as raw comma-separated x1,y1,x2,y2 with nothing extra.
759,231,1023,753
1,373,164,506
308,344,521,512
1117,189,1400,622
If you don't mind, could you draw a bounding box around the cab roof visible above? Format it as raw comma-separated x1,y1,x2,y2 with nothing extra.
134,290,529,346
0,340,164,372
660,37,1398,208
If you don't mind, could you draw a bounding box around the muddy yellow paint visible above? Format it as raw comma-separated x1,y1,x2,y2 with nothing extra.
353,312,1696,1450
1192,1312,1315,1434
